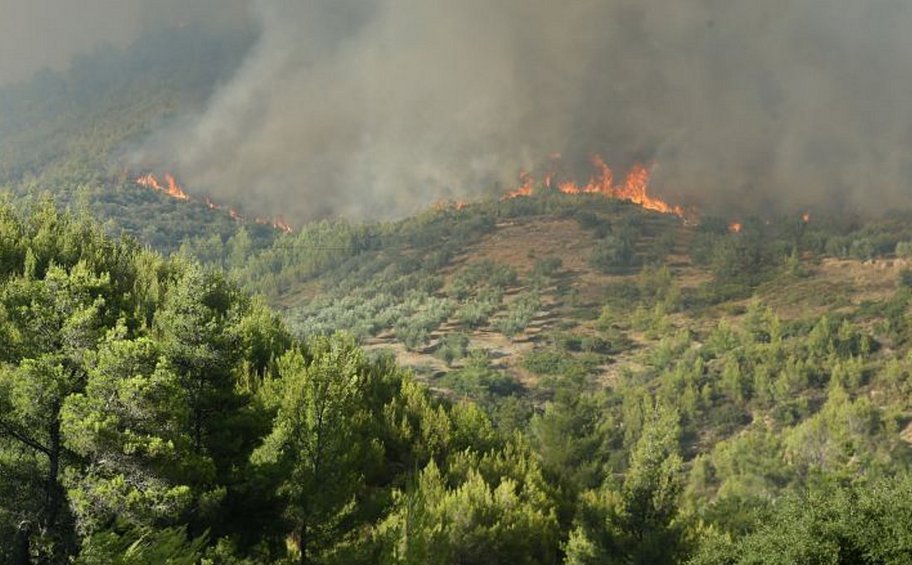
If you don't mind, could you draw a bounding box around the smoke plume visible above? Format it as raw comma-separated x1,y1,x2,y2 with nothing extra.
137,0,912,219
0,0,246,86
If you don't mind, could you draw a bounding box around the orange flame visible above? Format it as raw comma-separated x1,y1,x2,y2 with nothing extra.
503,155,685,217
135,171,292,233
802,212,811,223
503,171,536,199
162,174,190,200
729,221,742,233
435,199,468,211
273,216,293,234
136,173,162,191
137,173,189,201
254,215,293,233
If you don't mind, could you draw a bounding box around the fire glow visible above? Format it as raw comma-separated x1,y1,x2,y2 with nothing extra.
135,172,294,234
504,155,685,218
435,199,468,212
137,173,189,201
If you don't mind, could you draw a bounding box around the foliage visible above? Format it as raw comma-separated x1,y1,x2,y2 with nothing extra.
76,526,207,565
13,23,912,564
377,453,560,565
691,476,912,564
565,406,687,564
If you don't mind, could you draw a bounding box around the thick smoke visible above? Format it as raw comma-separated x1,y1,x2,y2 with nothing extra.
138,0,912,219
0,0,246,86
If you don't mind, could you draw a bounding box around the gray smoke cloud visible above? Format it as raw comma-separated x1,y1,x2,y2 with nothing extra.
0,0,247,86
136,0,912,220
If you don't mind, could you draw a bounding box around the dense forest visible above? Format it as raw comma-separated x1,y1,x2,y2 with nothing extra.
4,17,912,565
0,196,912,563
5,197,912,563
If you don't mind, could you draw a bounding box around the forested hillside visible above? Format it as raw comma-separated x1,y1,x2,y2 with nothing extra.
4,195,912,563
0,23,262,252
4,15,912,565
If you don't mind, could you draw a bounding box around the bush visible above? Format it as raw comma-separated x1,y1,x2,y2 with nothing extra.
497,292,541,338
900,268,912,288
850,238,876,261
457,298,497,328
533,257,563,278
590,235,637,272
440,366,523,399
453,261,518,293
580,336,610,354
438,332,470,366
523,349,571,375
896,240,912,259
522,348,597,377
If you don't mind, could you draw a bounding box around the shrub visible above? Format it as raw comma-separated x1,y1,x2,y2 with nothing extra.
497,292,541,338
590,235,637,273
533,257,563,278
438,332,470,366
900,268,912,288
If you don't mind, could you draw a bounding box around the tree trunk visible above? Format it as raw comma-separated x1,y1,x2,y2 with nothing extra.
11,522,31,565
43,411,64,561
298,521,308,565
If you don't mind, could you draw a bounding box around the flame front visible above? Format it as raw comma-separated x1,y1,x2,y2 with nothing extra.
435,199,468,211
504,155,685,218
137,173,189,200
136,171,292,233
729,221,742,233
504,172,535,199
136,173,160,190
273,216,293,234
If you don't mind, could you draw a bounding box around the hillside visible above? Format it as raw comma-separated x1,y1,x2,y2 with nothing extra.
242,194,909,388
0,23,267,253
177,187,912,468
4,18,912,563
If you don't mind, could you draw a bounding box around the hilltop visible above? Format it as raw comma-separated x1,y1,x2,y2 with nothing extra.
237,194,906,377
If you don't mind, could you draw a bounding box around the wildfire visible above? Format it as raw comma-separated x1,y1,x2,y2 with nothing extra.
135,171,293,233
504,171,536,199
503,155,685,218
435,199,468,211
802,212,811,223
273,216,293,234
136,173,189,201
729,221,743,233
